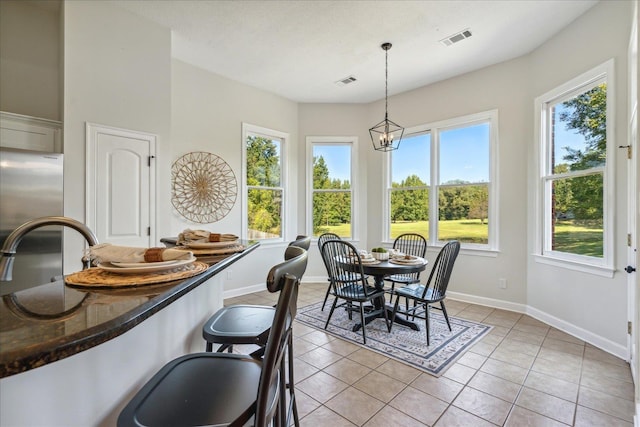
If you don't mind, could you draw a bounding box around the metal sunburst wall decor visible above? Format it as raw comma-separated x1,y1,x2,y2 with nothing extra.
171,151,238,223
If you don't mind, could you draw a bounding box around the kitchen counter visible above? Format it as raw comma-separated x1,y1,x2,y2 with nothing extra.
0,241,258,378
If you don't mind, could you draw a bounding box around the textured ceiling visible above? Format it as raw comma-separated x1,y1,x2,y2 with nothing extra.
111,0,598,103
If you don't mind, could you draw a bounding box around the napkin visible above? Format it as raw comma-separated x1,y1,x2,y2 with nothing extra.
87,243,194,264
177,229,238,245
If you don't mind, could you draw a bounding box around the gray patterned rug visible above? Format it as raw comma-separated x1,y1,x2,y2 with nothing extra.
296,301,492,377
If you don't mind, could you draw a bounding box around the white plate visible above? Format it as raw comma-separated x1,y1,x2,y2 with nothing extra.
389,257,425,265
98,257,195,274
111,260,180,268
185,240,239,249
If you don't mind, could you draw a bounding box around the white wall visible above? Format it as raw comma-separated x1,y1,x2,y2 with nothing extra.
63,0,172,273
0,0,60,121
297,103,370,279
526,0,631,356
170,60,300,291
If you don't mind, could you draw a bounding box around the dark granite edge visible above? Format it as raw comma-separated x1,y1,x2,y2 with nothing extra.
0,243,259,378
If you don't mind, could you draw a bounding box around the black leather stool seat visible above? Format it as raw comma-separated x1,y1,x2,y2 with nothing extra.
203,304,275,352
118,352,277,426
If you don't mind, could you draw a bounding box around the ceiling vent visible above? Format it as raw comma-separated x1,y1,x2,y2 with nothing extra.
335,75,357,86
440,29,472,46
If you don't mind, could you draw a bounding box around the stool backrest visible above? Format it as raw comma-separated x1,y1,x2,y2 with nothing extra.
267,245,308,292
255,252,307,426
289,235,311,250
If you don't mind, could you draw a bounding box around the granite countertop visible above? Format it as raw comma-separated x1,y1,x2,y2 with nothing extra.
0,241,258,378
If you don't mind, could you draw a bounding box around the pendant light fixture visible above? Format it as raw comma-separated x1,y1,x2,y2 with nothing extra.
370,42,404,152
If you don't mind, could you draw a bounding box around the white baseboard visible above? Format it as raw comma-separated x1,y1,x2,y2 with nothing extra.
447,291,527,313
222,277,320,299
223,282,267,299
447,290,628,361
527,305,628,361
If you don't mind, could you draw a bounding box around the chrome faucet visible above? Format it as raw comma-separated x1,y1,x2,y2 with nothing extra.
0,216,99,281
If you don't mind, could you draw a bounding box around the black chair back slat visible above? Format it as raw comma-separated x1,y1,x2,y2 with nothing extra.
421,240,460,300
391,233,427,283
321,239,370,299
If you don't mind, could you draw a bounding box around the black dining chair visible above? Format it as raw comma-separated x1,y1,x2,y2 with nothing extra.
321,239,390,344
384,233,427,292
117,249,307,427
317,232,341,310
390,240,460,346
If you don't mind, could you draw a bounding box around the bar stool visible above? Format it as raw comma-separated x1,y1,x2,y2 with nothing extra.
202,236,309,426
117,249,307,427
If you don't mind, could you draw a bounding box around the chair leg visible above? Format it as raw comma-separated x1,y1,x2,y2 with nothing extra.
205,342,213,352
390,296,400,330
382,298,392,332
278,356,287,426
425,304,430,346
321,283,331,311
324,297,338,330
215,343,233,353
359,303,367,344
441,301,452,332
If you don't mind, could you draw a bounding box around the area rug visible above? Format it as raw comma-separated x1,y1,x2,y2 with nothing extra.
296,301,492,377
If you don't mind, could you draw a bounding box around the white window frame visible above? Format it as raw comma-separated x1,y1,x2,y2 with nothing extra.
305,136,358,241
533,59,615,277
241,123,289,243
383,110,499,253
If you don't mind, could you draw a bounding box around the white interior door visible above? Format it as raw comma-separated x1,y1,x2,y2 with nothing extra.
86,123,156,248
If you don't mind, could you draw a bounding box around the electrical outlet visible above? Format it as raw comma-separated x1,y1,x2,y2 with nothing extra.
498,278,507,289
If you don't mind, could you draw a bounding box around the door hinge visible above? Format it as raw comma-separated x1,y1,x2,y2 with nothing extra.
628,321,632,334
629,234,633,246
148,155,155,167
147,227,151,236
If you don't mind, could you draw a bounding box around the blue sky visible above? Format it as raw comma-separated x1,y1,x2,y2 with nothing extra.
313,145,352,182
393,123,489,184
314,106,588,184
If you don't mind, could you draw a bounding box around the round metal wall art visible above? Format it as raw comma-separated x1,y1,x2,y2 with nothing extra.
171,151,238,224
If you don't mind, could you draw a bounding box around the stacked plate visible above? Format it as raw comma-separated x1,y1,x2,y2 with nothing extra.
98,256,196,274
389,254,425,265
184,234,239,249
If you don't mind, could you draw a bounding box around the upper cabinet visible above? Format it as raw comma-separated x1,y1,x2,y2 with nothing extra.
0,111,62,153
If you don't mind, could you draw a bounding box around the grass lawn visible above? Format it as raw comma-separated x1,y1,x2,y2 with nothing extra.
317,219,603,256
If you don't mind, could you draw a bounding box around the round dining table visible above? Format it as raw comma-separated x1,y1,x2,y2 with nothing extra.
339,257,428,331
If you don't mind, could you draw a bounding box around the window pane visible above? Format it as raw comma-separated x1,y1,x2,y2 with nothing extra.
313,145,351,189
440,123,489,184
246,135,281,187
312,191,351,237
551,174,603,257
551,83,606,172
392,133,430,186
247,188,282,239
438,184,488,244
389,188,428,240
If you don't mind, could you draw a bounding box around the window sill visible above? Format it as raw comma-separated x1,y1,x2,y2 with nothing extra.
382,242,499,258
533,254,615,278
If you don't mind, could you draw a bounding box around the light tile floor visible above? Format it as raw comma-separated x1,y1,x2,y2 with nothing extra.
224,282,636,426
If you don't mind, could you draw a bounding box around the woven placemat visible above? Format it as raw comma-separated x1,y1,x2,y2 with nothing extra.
64,261,209,289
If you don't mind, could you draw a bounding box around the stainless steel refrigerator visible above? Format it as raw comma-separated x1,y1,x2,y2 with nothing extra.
0,147,63,294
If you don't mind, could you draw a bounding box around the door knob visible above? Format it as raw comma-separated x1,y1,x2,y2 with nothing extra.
625,265,637,273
